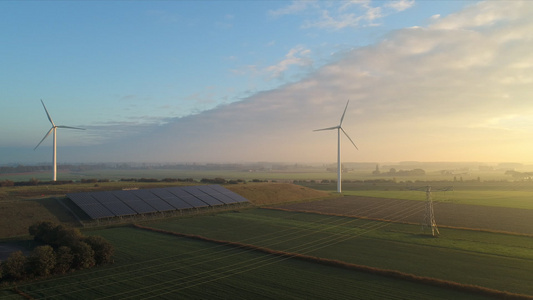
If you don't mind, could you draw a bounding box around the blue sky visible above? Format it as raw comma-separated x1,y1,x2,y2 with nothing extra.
2,1,533,164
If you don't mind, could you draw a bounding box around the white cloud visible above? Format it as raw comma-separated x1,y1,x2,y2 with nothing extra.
430,1,526,30
272,0,414,30
385,0,415,12
266,46,313,78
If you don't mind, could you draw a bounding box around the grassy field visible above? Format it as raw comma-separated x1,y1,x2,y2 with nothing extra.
0,180,532,298
0,226,497,300
299,181,533,210
141,209,533,296
338,190,533,210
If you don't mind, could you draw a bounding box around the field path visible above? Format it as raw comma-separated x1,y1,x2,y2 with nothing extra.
273,196,533,235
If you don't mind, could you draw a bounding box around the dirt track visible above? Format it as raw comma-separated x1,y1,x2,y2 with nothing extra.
274,196,533,235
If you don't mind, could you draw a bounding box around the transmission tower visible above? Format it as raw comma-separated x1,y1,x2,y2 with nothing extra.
423,186,439,237
410,185,452,237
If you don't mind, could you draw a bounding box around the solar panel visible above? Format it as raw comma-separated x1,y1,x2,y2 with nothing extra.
67,184,249,219
196,185,239,204
163,187,207,207
78,203,115,219
182,186,224,206
91,191,137,216
129,189,176,212
67,193,114,219
206,185,249,203
112,190,158,214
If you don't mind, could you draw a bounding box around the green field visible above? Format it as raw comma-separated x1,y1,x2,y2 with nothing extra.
0,225,499,300
3,208,530,299
1,177,532,298
298,181,533,210
143,209,533,295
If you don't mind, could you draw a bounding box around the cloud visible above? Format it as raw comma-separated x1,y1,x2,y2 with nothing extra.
272,0,415,30
265,46,313,78
51,1,533,164
385,0,415,12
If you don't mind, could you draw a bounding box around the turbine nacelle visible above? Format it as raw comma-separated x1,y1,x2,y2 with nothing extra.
313,100,358,150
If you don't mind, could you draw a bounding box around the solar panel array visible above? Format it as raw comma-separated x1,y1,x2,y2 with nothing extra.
67,185,249,220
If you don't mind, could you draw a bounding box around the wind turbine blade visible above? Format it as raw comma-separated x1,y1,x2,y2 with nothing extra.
339,100,349,126
34,128,54,150
57,125,85,130
40,99,55,127
341,127,358,150
313,126,339,132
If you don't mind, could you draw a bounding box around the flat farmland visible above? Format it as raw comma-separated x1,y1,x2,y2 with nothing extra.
144,209,533,296
0,226,492,300
274,196,533,235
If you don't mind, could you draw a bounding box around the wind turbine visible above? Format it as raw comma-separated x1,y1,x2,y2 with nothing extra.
314,100,358,193
34,100,85,181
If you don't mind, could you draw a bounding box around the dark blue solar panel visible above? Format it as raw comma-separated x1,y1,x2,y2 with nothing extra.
196,186,238,204
78,203,115,219
129,189,176,212
68,185,249,219
206,185,249,203
67,193,114,219
166,187,209,207
112,190,158,214
91,191,136,216
148,188,193,210
182,186,224,206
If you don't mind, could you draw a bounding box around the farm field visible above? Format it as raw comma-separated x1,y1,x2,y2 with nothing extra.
141,209,533,296
0,226,493,300
299,181,533,210
275,196,533,234
1,181,532,298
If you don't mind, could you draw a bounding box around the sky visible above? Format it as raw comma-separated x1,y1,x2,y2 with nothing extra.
1,0,533,165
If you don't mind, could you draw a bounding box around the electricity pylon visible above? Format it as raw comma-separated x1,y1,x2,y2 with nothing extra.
424,186,439,237
411,185,452,237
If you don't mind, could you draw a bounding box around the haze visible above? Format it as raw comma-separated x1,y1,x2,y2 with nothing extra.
1,1,532,165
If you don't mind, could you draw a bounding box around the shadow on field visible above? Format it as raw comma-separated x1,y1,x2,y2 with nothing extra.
29,198,79,225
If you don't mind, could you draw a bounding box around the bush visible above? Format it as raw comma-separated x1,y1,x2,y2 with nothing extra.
0,180,14,187
84,236,114,265
81,178,98,183
29,221,57,244
54,226,83,248
162,178,178,182
71,242,95,269
54,246,73,274
4,251,28,280
29,245,56,277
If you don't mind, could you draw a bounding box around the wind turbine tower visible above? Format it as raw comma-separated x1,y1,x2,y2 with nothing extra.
34,100,85,181
314,100,358,193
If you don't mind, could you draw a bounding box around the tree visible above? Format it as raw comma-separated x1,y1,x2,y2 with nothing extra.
29,221,57,244
54,246,74,274
29,245,56,277
4,251,28,280
71,242,95,269
84,236,114,265
54,225,83,248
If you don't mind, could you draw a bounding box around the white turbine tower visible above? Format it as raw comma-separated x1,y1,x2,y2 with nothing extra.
34,100,85,181
314,100,358,193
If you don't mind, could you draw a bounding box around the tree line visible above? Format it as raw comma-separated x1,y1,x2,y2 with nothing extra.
0,222,114,282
